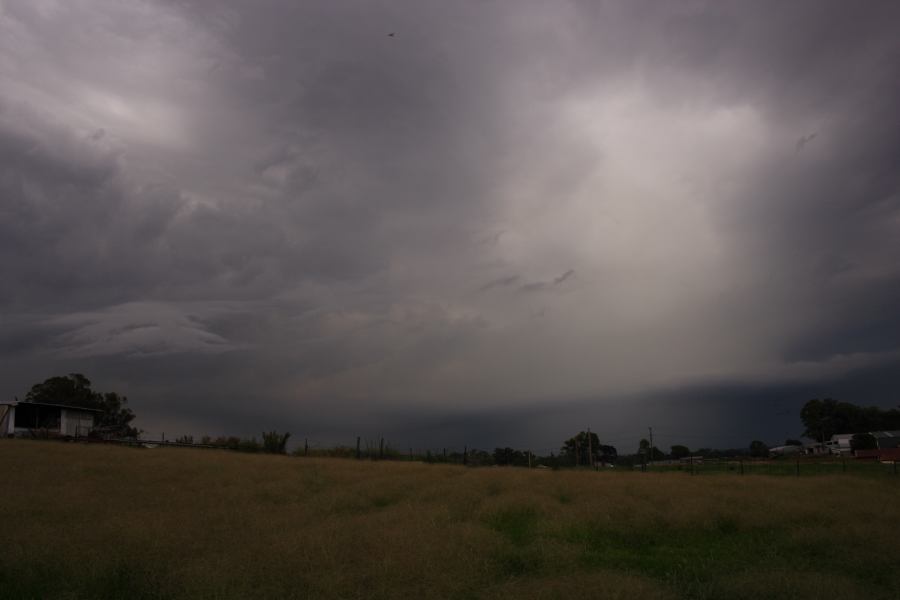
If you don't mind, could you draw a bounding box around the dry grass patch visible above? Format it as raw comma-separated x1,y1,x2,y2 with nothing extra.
1,439,898,599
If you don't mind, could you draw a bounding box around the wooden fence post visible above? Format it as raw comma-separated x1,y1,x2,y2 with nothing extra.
587,428,593,470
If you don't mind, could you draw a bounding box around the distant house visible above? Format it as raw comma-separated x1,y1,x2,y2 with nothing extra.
0,401,100,438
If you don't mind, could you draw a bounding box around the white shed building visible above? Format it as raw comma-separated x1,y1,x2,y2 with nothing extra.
826,433,856,455
0,401,100,438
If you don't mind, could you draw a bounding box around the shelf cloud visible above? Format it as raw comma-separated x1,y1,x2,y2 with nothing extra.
1,0,898,448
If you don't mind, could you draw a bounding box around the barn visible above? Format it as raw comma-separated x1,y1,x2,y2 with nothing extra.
0,401,100,438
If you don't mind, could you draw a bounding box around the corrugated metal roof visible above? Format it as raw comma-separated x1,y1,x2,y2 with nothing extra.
0,401,103,412
871,430,900,438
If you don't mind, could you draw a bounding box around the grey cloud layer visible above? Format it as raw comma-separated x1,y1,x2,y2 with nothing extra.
1,0,898,446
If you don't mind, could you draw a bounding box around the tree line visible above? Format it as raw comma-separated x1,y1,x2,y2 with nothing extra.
800,398,900,442
14,374,899,463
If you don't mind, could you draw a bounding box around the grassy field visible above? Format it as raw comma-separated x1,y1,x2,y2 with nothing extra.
1,440,898,600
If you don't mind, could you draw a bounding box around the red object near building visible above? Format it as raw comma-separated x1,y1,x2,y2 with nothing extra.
854,448,900,461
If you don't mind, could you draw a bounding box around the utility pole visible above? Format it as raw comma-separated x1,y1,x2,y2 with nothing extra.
648,427,654,468
587,428,594,470
574,439,580,467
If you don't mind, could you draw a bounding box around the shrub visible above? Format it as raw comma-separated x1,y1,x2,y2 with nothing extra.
261,431,290,454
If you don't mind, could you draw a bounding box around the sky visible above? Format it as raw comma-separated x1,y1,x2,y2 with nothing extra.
1,0,899,454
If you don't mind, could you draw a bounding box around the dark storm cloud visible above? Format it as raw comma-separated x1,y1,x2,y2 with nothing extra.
1,0,899,449
479,276,519,293
518,269,576,293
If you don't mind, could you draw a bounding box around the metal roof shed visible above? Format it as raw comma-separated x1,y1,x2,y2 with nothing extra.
0,401,102,438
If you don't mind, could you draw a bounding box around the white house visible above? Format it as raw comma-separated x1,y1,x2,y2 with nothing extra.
0,401,100,438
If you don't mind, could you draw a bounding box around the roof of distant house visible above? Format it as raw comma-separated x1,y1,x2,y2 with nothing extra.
0,401,102,412
870,430,900,438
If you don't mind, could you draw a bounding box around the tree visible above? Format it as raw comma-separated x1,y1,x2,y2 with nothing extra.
850,433,877,451
94,392,139,438
493,447,527,466
635,438,664,461
465,449,494,466
749,440,769,458
800,398,900,442
25,374,138,438
25,374,97,407
261,431,290,454
670,445,691,459
562,432,617,466
800,399,838,442
598,444,618,463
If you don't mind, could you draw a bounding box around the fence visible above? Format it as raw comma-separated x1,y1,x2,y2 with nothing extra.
16,431,898,478
638,457,899,478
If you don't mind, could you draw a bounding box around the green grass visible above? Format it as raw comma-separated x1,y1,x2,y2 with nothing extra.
1,439,898,599
485,505,541,546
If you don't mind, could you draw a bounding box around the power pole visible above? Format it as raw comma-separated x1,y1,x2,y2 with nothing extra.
648,427,654,467
587,428,594,469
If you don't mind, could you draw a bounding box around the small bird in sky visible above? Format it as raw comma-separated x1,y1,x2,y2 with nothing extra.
387,32,396,38
795,132,817,154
